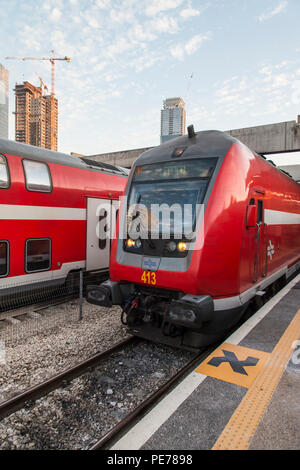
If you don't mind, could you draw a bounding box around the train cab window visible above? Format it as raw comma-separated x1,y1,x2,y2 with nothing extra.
23,160,52,193
0,155,9,189
26,238,51,273
0,241,9,277
257,200,263,224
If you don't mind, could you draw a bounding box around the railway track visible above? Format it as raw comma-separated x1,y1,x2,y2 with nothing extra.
0,336,136,422
89,344,213,450
0,294,78,324
0,269,109,319
0,269,109,325
0,334,209,450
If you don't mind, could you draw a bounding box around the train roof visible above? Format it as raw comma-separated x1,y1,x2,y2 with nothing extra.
0,138,128,177
135,129,299,184
135,130,238,166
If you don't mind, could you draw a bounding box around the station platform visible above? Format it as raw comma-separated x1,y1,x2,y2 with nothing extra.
112,273,300,450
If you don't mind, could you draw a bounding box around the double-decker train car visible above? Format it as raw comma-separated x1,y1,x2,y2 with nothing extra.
0,138,128,309
86,128,300,350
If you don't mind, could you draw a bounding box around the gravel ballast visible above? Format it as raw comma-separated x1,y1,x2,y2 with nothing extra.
0,298,193,449
0,299,129,401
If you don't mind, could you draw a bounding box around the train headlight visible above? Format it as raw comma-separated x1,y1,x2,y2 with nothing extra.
167,241,177,252
177,242,187,252
126,238,135,248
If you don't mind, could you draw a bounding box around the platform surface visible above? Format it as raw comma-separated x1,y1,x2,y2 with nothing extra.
111,274,300,450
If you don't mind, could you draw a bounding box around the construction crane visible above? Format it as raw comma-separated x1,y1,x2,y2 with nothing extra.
6,51,70,150
6,50,70,96
35,73,48,96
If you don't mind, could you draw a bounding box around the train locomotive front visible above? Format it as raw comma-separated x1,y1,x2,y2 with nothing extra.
86,129,300,350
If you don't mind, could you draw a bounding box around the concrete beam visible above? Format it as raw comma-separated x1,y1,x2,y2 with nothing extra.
226,116,300,154
86,116,300,168
279,165,300,182
87,147,152,168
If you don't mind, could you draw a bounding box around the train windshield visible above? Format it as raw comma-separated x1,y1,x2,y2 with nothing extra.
127,159,217,238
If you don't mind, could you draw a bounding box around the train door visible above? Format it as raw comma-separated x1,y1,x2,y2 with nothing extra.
240,194,268,290
86,198,119,271
253,199,268,282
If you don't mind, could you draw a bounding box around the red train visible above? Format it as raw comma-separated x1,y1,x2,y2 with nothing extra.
87,128,300,350
0,138,127,309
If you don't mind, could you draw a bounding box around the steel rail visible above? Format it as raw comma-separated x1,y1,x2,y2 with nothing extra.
89,344,215,450
0,336,136,421
0,294,78,322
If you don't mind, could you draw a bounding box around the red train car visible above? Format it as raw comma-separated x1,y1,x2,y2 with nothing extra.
86,129,300,350
0,138,128,307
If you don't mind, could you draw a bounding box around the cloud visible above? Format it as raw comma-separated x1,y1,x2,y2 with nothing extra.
50,7,62,22
146,0,184,17
110,8,135,23
129,24,157,43
212,59,299,123
170,33,211,60
95,0,110,8
93,61,107,72
180,7,200,19
150,16,179,33
258,1,288,22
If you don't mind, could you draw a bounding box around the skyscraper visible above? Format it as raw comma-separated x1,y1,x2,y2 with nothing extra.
14,81,58,150
0,64,9,139
160,97,186,144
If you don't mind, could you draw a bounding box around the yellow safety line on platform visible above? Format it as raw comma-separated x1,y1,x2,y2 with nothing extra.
212,309,300,450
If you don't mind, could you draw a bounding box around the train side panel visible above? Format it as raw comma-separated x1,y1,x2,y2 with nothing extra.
0,150,126,293
239,152,300,297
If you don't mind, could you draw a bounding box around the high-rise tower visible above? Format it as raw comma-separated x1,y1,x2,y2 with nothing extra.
160,97,186,144
0,64,9,139
14,81,58,150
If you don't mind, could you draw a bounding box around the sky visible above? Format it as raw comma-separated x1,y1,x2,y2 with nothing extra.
1,0,300,166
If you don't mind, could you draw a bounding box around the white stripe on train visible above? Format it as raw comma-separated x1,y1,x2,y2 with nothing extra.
0,204,86,220
264,209,300,225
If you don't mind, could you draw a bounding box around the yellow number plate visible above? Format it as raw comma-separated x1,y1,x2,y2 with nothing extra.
141,271,157,285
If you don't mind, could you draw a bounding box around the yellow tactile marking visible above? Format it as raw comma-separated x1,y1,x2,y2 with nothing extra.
195,342,270,389
212,310,300,450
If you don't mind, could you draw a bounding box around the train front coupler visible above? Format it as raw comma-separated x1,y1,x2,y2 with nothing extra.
86,279,133,308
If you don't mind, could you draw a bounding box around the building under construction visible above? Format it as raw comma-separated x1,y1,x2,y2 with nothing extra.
14,81,58,151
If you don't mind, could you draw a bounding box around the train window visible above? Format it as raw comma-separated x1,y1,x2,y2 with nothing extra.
134,159,217,182
26,238,51,273
0,155,9,189
257,200,263,224
23,160,52,193
0,241,9,277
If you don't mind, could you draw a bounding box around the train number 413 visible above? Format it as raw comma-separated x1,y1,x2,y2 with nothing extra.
141,271,156,285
